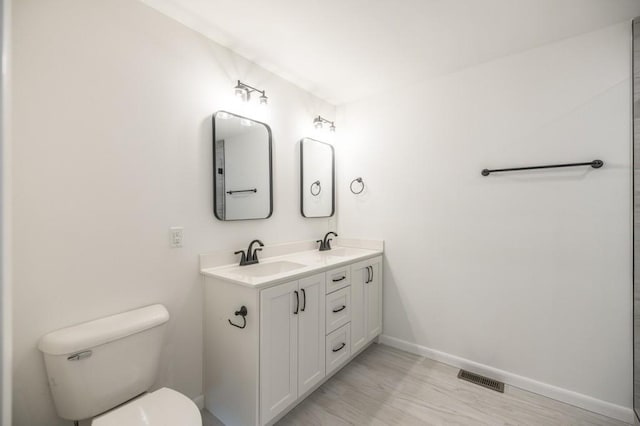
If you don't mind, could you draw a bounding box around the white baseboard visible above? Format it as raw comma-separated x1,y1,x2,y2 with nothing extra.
193,394,205,410
379,334,634,424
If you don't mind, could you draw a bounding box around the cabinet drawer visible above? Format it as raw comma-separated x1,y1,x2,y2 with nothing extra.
326,266,350,294
326,323,351,375
325,287,350,334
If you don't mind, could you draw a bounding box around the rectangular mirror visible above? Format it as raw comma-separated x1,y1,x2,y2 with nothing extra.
212,111,273,220
300,138,335,217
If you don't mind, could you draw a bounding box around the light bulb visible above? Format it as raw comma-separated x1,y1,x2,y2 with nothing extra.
314,118,323,129
329,123,336,132
259,93,268,105
234,85,248,102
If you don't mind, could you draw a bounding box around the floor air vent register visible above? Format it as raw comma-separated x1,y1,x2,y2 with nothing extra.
457,369,505,393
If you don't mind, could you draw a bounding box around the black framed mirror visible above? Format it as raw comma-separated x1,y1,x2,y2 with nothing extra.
300,138,335,218
212,111,273,220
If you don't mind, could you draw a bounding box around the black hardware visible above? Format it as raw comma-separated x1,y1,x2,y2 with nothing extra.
332,276,346,282
294,291,299,314
310,180,321,196
332,305,346,313
301,288,306,312
226,188,257,195
318,232,338,251
67,350,92,361
234,250,246,266
481,159,603,176
228,306,248,329
236,239,264,266
252,247,262,261
365,266,373,283
218,168,224,175
350,177,365,194
332,342,346,352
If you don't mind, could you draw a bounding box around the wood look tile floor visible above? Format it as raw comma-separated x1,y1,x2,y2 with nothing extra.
203,343,629,426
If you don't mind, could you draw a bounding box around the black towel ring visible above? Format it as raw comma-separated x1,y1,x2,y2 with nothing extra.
228,306,248,329
350,177,365,194
310,180,321,196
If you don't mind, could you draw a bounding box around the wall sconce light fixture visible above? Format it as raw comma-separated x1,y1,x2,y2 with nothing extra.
234,80,268,105
313,115,336,132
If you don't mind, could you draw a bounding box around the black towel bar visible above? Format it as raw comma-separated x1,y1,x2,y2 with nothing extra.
481,160,603,176
226,188,257,194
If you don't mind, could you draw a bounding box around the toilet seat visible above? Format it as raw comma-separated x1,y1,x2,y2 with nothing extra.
91,387,201,426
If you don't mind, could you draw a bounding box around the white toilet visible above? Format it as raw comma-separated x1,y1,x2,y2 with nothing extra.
38,304,202,425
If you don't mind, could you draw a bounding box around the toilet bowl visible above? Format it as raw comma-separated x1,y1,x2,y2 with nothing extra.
38,304,202,425
92,388,201,426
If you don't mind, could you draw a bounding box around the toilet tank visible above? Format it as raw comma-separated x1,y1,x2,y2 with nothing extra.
38,304,170,421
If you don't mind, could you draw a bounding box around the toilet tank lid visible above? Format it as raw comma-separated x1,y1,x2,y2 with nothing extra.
38,304,169,355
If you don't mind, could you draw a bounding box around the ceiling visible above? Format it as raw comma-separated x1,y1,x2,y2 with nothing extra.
140,0,640,105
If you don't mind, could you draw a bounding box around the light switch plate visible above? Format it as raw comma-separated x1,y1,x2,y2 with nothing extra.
169,227,183,248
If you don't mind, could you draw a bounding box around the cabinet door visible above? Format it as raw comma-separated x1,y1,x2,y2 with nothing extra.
297,273,326,396
351,257,383,353
260,281,298,425
365,258,382,342
350,262,368,353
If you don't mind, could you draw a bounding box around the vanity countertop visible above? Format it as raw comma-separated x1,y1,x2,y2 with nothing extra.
200,245,382,288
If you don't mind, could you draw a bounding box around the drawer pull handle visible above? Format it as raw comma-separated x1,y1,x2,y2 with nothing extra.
332,305,346,313
332,276,346,282
332,342,346,353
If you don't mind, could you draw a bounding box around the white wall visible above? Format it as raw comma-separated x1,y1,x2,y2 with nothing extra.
11,1,334,425
1,0,10,423
337,22,633,416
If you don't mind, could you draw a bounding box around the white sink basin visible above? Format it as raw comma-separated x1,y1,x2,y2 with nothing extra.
227,261,307,278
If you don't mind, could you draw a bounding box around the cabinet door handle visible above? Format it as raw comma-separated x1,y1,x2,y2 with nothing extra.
332,305,346,313
293,291,299,314
369,266,374,282
332,342,346,352
332,276,346,282
301,288,306,312
365,266,371,283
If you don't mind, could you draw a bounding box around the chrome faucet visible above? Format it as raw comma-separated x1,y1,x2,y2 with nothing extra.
317,232,338,251
235,239,264,266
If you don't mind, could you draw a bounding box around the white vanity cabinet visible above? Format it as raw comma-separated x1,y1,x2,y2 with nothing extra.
202,252,383,426
259,274,325,425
